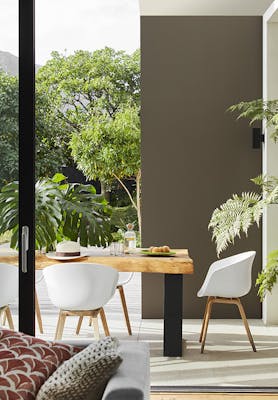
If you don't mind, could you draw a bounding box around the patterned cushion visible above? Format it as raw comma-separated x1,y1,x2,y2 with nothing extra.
0,329,80,400
36,336,122,400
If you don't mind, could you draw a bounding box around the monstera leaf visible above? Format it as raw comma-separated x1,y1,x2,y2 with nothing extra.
0,182,19,248
0,173,112,250
59,182,112,247
35,177,63,249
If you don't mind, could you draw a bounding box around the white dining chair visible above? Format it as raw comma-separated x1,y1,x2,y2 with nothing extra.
0,263,18,330
87,272,134,335
198,251,256,353
43,262,119,340
117,272,134,335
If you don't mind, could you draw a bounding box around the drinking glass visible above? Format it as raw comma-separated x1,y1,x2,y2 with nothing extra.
110,242,124,256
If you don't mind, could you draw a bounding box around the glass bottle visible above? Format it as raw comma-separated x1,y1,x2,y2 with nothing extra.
124,223,136,253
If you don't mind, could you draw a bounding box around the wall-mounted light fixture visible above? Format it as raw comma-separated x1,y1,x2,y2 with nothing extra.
252,128,264,149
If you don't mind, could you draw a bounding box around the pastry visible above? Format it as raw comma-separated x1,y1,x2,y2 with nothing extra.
148,245,171,253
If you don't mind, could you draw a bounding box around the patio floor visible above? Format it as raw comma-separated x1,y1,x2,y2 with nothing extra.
6,270,278,388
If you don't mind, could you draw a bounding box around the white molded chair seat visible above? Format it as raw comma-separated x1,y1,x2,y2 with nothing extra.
198,251,256,298
118,272,134,287
43,262,119,340
198,251,257,353
0,263,18,330
83,272,135,336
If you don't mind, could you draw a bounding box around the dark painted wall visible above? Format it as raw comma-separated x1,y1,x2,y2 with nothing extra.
141,16,262,318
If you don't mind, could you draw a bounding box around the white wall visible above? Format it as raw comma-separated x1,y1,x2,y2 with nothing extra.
263,8,278,325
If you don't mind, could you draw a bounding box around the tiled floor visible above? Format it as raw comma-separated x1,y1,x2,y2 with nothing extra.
2,244,278,388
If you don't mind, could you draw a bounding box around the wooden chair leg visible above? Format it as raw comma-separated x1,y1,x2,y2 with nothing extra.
55,311,66,341
35,291,43,334
100,308,110,336
199,297,211,343
2,311,7,326
92,315,100,340
76,316,83,335
118,285,132,335
5,307,14,330
236,299,257,352
201,298,213,353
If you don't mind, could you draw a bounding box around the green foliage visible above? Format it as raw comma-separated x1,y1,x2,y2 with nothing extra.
0,174,112,250
209,192,263,256
35,89,74,177
0,69,74,183
111,205,138,231
70,105,140,183
209,181,278,256
36,48,140,132
35,176,63,249
0,70,18,185
257,250,278,300
0,181,19,248
59,182,112,247
229,99,278,141
111,229,125,243
251,174,278,195
36,48,141,228
210,97,278,299
0,231,12,245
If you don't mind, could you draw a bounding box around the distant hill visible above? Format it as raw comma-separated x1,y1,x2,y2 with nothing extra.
0,51,19,75
0,50,40,76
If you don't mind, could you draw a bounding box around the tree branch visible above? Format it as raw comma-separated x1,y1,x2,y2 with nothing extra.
56,110,81,131
112,173,137,210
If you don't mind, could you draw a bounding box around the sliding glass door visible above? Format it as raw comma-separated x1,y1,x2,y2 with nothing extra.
0,0,20,332
0,0,35,335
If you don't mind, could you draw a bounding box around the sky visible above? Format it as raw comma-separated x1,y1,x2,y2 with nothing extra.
0,0,140,65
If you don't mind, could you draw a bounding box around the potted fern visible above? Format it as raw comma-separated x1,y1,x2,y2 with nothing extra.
209,99,278,300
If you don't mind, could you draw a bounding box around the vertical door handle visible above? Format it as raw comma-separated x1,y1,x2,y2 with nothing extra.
21,226,29,273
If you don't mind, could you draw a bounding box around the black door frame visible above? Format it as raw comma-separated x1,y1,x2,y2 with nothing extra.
18,0,35,335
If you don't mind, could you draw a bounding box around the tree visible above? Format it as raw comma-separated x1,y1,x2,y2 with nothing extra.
0,69,18,185
35,87,74,177
0,69,74,182
36,48,141,232
209,99,278,300
70,106,141,232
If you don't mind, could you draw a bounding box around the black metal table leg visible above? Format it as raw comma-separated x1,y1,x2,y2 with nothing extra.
163,273,183,357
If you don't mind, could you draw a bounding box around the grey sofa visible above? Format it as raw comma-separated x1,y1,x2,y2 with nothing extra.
102,341,150,400
59,340,150,400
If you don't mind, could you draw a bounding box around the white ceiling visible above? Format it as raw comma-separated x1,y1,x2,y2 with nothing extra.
139,0,274,16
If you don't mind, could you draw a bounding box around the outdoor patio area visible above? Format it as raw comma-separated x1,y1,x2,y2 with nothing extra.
7,270,278,388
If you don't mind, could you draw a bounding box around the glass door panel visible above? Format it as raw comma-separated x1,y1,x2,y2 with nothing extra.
0,0,19,331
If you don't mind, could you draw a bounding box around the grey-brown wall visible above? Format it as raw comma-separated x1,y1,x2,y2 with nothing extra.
141,16,262,318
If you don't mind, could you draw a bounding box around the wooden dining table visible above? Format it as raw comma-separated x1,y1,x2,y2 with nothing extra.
1,248,194,357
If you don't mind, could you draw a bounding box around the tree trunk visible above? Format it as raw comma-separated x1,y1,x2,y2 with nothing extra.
112,172,141,240
100,181,110,202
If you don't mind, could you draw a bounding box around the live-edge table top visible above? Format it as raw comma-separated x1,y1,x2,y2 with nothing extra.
0,249,194,275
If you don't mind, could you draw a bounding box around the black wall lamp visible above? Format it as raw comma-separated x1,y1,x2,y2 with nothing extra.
252,128,264,149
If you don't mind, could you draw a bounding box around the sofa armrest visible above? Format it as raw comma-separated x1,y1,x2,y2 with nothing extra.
102,341,150,400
